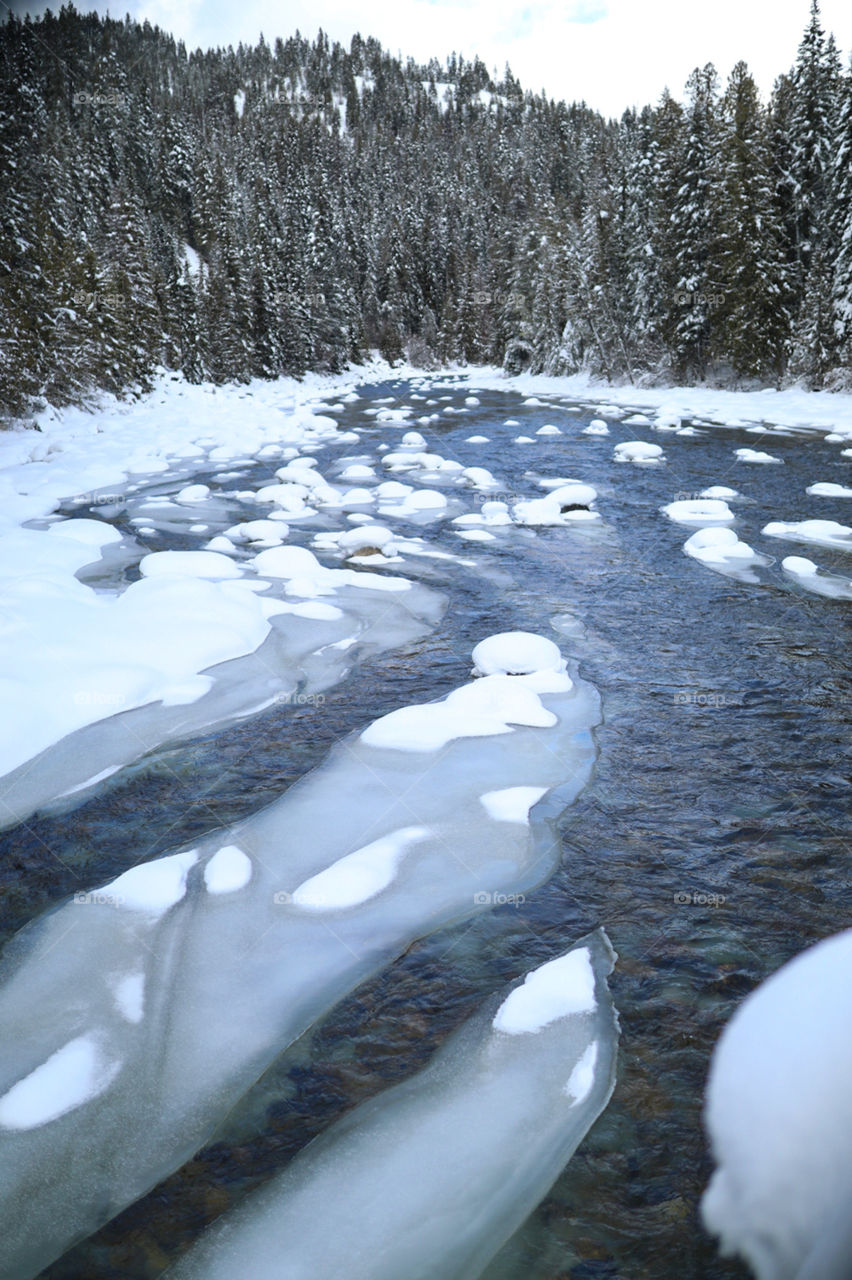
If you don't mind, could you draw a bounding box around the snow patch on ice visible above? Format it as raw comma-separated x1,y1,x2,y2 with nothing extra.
103,849,199,918
204,846,253,895
493,948,597,1035
564,1040,598,1104
479,786,548,823
291,827,431,910
0,1035,121,1130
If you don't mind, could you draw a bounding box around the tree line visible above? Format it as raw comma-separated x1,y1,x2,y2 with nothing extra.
1,0,851,421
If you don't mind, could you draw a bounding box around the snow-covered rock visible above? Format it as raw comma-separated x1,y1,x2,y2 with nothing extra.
701,486,739,500
613,441,664,463
683,528,770,581
806,482,852,498
471,631,565,680
513,482,599,526
762,519,852,553
735,448,782,464
662,499,735,527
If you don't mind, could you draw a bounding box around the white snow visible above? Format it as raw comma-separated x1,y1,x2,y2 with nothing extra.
735,448,782,464
513,482,599,526
140,550,243,579
102,849,199,917
204,846,253,895
479,786,548,823
472,632,564,678
360,674,557,753
701,486,739,499
806,481,852,498
564,1040,598,1104
662,498,735,527
0,1035,121,1130
337,525,395,556
254,544,410,595
613,441,664,463
782,556,852,600
493,948,597,1035
583,419,610,435
683,528,769,581
291,827,431,910
46,518,122,546
113,973,145,1023
702,929,852,1280
762,519,852,552
176,484,211,503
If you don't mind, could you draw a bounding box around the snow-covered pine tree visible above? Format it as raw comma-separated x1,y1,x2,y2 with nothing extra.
712,61,792,382
829,59,852,381
665,65,720,381
786,0,843,384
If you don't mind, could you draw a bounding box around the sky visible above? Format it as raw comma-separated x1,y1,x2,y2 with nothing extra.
8,0,852,117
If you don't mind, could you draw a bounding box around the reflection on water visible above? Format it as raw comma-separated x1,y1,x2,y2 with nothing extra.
2,377,848,1279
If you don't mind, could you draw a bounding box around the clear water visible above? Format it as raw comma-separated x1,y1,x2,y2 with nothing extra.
2,377,850,1279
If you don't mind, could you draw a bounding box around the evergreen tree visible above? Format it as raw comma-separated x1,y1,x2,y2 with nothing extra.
713,62,792,381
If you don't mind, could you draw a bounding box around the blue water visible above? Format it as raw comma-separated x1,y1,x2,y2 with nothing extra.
2,376,849,1278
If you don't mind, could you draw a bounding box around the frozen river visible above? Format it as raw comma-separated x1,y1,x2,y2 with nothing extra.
0,373,849,1278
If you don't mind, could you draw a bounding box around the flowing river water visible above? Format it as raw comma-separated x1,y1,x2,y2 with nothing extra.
1,375,849,1279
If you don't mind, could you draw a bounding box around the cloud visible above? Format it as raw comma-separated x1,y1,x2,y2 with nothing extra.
566,1,608,23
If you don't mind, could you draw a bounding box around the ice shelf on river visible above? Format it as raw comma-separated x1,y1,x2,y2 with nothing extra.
0,632,600,1279
168,930,619,1280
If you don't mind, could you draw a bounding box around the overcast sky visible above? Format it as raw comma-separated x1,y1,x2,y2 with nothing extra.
9,0,852,117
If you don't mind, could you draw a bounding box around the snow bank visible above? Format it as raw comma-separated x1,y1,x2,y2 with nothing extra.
169,930,618,1280
702,929,852,1280
0,535,273,784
